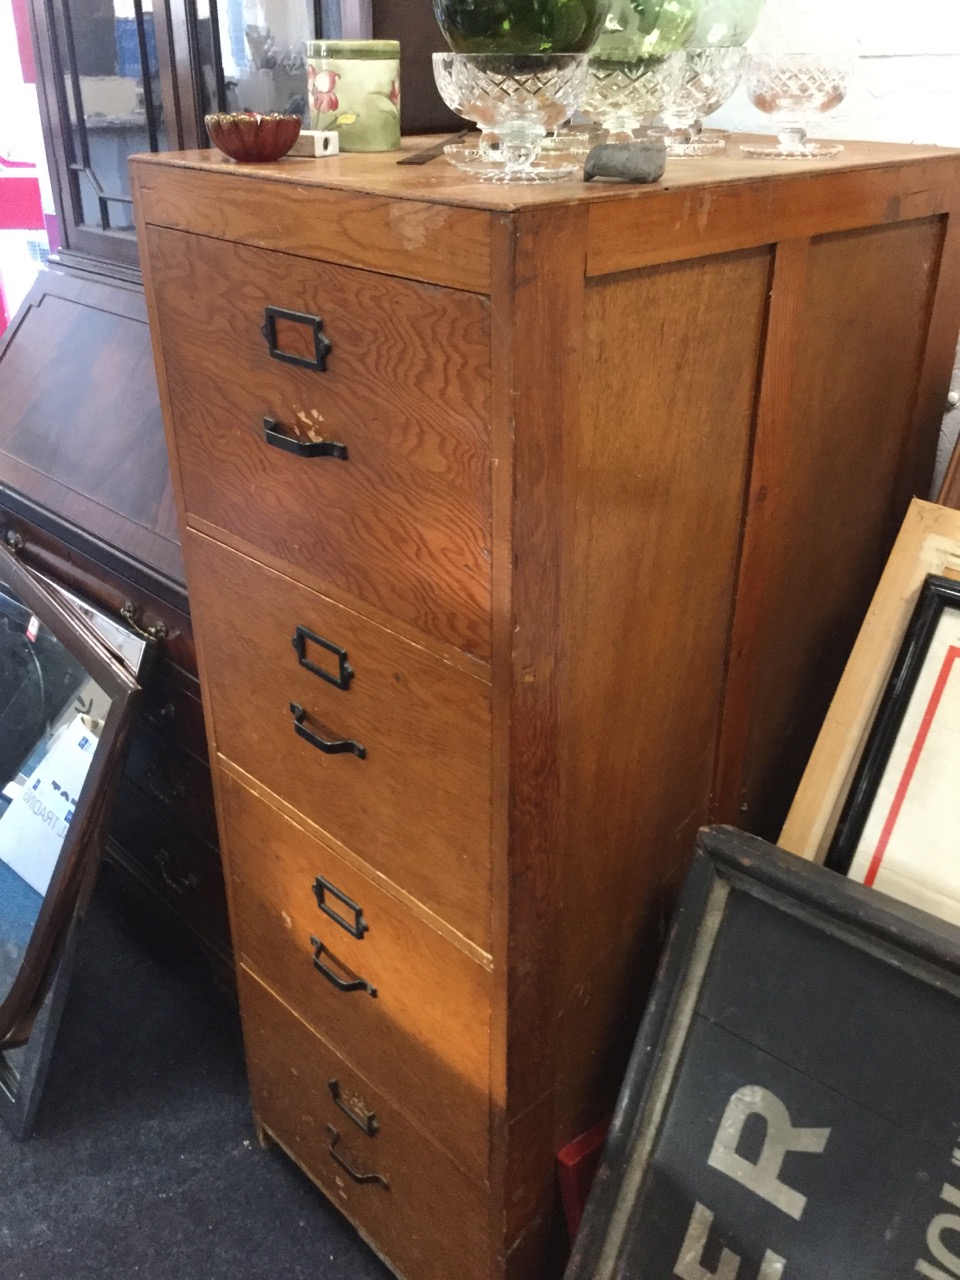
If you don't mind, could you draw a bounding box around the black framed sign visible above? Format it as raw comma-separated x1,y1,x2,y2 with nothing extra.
566,826,960,1280
826,574,960,925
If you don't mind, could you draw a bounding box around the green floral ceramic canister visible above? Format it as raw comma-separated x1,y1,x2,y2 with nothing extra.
306,40,401,152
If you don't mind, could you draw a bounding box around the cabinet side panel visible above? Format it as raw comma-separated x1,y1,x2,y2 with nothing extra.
551,247,772,1148
714,215,949,840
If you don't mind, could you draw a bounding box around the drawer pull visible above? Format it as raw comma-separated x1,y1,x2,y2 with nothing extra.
143,766,186,809
290,703,366,759
313,874,368,939
326,1125,389,1188
157,847,199,896
292,626,354,690
328,1079,380,1137
263,417,348,461
310,936,377,997
261,306,332,372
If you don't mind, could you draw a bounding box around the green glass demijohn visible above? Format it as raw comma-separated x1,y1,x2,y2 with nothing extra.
689,0,764,48
592,0,702,60
433,0,612,54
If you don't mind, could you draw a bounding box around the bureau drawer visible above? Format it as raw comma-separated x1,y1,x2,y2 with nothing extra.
220,772,490,1182
240,968,491,1280
146,224,492,659
186,532,492,949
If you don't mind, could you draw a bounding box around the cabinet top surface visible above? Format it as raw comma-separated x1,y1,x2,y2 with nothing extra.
131,134,960,213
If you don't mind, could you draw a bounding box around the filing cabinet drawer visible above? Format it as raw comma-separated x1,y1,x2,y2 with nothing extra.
240,968,491,1280
146,225,492,658
186,531,492,949
220,772,490,1181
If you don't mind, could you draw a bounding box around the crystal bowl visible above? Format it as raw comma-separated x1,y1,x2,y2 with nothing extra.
205,112,302,163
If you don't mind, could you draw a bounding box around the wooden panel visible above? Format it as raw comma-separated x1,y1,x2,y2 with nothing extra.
185,531,493,949
240,967,493,1280
108,778,229,963
146,224,492,659
131,159,492,293
587,152,960,276
220,772,490,1182
714,217,946,841
0,267,182,583
549,246,773,1143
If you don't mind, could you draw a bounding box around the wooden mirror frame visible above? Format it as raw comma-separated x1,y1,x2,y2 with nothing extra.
0,545,138,1051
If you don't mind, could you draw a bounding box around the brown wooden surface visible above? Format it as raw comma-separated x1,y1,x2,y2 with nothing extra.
241,967,494,1280
713,217,946,840
185,531,493,950
131,158,493,293
220,771,490,1182
587,152,960,276
134,143,960,1280
549,246,771,1153
0,267,183,584
146,224,492,658
485,204,587,1266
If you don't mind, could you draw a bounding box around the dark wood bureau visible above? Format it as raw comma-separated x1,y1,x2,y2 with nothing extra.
132,138,960,1279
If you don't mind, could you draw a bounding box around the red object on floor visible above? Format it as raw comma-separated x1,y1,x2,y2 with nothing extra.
557,1116,611,1244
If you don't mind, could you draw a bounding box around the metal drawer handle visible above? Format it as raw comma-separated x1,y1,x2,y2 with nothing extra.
289,703,365,758
263,417,347,460
326,1125,388,1188
157,847,199,897
313,874,368,939
292,627,354,690
328,1079,379,1137
310,937,377,997
261,306,332,371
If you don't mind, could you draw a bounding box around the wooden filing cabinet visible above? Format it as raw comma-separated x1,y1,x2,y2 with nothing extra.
131,138,960,1279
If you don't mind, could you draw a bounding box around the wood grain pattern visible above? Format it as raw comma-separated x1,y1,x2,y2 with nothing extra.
239,967,494,1280
780,500,960,862
220,772,491,1182
549,247,771,1151
146,224,492,658
0,267,182,584
486,204,588,1270
185,531,493,950
131,157,492,293
713,218,946,841
133,143,960,1280
587,152,960,276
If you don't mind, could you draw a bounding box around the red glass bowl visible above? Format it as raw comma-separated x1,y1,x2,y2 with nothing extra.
205,112,302,162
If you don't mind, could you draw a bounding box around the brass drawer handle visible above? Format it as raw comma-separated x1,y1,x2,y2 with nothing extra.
157,847,199,896
261,306,332,371
263,417,347,460
310,937,377,998
289,703,365,758
328,1079,379,1137
327,1125,389,1189
313,874,368,939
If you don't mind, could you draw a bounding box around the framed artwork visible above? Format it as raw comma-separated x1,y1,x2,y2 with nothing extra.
781,498,960,864
825,575,960,924
565,826,960,1280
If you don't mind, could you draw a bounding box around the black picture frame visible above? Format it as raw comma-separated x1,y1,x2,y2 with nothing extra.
825,574,960,891
566,825,960,1280
0,548,142,1138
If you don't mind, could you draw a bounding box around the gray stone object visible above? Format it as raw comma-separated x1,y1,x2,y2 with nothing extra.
583,140,667,184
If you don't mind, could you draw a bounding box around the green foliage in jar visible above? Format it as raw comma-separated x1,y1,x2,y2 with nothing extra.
593,0,700,59
433,0,611,54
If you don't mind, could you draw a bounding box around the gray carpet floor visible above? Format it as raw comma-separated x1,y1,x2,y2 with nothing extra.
0,864,392,1280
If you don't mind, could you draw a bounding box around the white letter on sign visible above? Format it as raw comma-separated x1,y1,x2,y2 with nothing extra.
674,1202,786,1280
707,1086,831,1221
